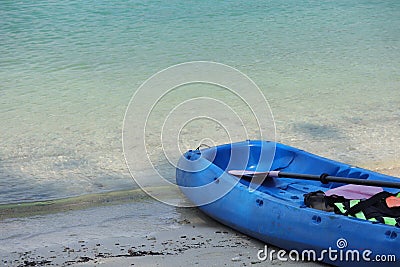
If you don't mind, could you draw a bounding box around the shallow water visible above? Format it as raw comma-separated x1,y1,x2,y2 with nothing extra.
0,199,184,253
1,0,399,204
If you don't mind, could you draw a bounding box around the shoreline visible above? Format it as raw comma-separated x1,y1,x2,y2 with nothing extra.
1,165,398,266
1,163,399,220
0,185,181,220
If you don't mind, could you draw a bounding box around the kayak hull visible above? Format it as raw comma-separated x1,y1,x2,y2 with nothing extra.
176,140,399,266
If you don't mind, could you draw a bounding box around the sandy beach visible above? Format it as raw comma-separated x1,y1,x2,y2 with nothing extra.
1,165,398,267
1,1,399,266
1,208,326,267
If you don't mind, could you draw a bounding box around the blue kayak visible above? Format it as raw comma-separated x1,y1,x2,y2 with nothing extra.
176,140,399,266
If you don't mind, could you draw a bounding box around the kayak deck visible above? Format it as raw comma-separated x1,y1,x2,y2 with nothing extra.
176,140,400,267
204,140,399,196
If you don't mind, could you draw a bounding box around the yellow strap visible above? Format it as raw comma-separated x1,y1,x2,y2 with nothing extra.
354,211,366,220
333,200,397,225
383,217,397,226
348,200,367,219
334,203,347,214
334,200,367,220
349,200,360,207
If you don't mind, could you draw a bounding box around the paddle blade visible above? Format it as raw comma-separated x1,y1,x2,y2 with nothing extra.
228,170,280,178
228,170,267,177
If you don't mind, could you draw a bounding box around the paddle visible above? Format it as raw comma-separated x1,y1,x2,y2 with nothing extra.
228,170,400,189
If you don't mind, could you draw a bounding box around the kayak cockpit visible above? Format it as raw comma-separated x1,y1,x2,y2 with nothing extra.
195,140,399,203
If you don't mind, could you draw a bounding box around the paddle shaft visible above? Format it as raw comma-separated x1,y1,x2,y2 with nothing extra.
241,171,400,189
280,172,400,189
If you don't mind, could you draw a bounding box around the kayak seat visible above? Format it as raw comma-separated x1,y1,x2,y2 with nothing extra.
256,181,312,204
286,183,330,195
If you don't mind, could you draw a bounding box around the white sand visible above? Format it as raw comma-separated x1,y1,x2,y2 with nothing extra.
2,167,398,266
1,209,327,267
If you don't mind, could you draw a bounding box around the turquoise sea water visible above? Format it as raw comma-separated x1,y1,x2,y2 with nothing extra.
1,0,400,204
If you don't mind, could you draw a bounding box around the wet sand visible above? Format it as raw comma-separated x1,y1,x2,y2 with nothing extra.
1,211,325,267
1,166,398,267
